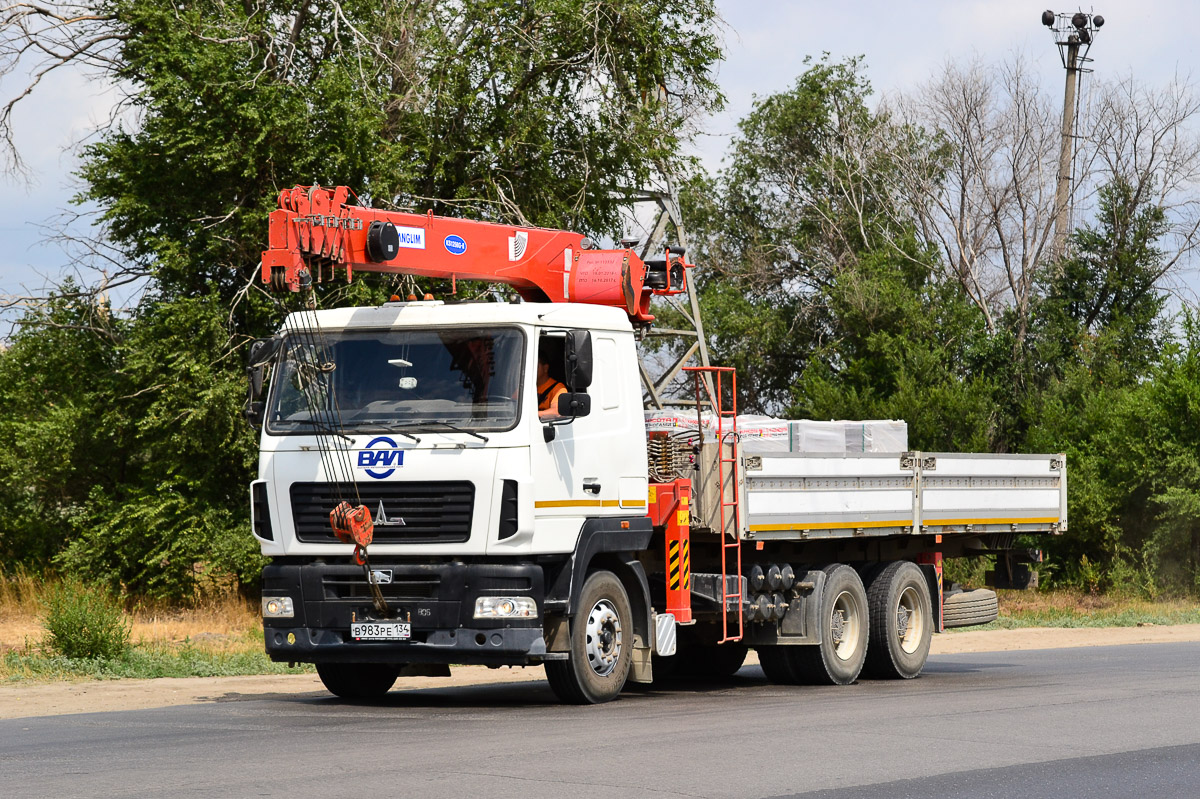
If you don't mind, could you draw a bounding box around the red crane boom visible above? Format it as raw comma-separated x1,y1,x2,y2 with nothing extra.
260,185,691,324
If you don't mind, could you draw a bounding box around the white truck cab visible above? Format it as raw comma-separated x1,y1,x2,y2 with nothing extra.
251,301,655,689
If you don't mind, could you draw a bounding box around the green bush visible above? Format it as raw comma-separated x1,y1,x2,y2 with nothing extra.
40,578,131,660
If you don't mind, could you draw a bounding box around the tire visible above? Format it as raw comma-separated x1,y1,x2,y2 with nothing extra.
757,645,802,684
943,588,999,628
791,564,869,685
685,643,749,680
758,564,869,686
545,570,633,704
864,561,933,679
315,662,400,700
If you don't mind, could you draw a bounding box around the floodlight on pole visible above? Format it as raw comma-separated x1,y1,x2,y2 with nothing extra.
1043,9,1105,262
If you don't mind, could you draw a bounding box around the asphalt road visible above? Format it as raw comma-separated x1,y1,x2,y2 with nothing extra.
2,643,1199,799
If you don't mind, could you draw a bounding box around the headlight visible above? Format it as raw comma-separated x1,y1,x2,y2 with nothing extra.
474,596,537,619
262,596,295,618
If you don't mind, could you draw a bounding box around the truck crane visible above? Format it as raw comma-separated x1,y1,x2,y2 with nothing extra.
247,185,1065,704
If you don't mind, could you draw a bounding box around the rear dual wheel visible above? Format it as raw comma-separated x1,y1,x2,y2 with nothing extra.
864,561,933,679
759,564,869,685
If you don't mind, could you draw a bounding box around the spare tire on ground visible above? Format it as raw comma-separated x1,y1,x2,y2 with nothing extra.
942,588,999,628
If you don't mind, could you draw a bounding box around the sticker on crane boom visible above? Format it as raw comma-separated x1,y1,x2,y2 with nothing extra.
443,234,467,255
509,231,529,261
394,226,426,250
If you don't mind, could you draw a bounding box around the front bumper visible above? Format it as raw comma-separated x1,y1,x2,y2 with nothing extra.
262,559,550,666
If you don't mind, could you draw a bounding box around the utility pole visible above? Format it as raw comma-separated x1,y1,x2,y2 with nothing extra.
1043,9,1104,262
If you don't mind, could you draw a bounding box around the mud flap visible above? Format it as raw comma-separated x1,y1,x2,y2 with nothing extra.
630,634,653,684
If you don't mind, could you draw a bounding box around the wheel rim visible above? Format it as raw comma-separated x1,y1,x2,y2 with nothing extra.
897,586,925,654
829,590,862,661
584,598,623,677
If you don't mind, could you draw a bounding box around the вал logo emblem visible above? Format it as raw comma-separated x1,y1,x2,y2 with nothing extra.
357,436,405,479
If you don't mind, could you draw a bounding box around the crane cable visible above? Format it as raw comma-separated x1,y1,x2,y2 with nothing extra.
284,274,392,617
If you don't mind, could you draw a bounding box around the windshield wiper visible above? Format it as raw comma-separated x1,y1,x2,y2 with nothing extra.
420,421,490,443
282,417,353,442
337,419,422,443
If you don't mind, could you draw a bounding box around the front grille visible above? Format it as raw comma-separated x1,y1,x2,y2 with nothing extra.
291,481,474,544
321,572,441,601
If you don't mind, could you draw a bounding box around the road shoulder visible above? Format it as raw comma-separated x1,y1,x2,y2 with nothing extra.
3,624,1199,720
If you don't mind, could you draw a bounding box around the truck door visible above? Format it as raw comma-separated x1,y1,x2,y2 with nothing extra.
528,329,644,551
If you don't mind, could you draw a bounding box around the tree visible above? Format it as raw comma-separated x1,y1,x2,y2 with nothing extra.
1033,179,1170,380
0,1,725,597
889,57,1061,343
0,284,129,568
683,57,921,412
682,56,989,433
891,59,1200,351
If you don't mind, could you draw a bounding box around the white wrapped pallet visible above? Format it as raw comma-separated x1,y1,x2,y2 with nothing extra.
735,415,792,452
790,420,847,453
791,419,909,453
864,420,908,452
644,408,715,441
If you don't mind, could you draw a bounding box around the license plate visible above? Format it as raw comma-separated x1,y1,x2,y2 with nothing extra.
351,621,411,641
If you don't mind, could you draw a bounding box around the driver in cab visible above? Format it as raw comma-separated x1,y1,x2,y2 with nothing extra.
536,341,567,420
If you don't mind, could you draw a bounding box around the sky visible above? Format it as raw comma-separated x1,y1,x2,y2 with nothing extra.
0,0,1197,306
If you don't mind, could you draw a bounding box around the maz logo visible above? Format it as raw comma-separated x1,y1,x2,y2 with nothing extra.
357,436,405,479
375,501,406,527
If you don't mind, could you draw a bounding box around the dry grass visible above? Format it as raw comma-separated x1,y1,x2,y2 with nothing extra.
0,567,42,617
985,588,1200,629
1,570,261,655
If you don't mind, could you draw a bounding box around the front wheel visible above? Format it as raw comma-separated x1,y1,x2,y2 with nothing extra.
316,662,400,700
545,570,633,704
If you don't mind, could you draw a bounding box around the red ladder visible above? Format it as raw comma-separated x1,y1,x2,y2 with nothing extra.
683,366,744,644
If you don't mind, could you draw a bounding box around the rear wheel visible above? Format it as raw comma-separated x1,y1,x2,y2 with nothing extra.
545,570,633,704
316,662,399,700
758,564,869,686
864,561,932,679
792,564,869,685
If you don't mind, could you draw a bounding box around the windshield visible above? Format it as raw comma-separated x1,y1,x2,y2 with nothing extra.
266,327,525,434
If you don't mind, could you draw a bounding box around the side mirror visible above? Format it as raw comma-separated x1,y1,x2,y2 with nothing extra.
563,330,592,391
245,401,265,429
247,336,283,401
248,365,266,399
245,336,282,429
557,392,592,418
248,336,282,367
